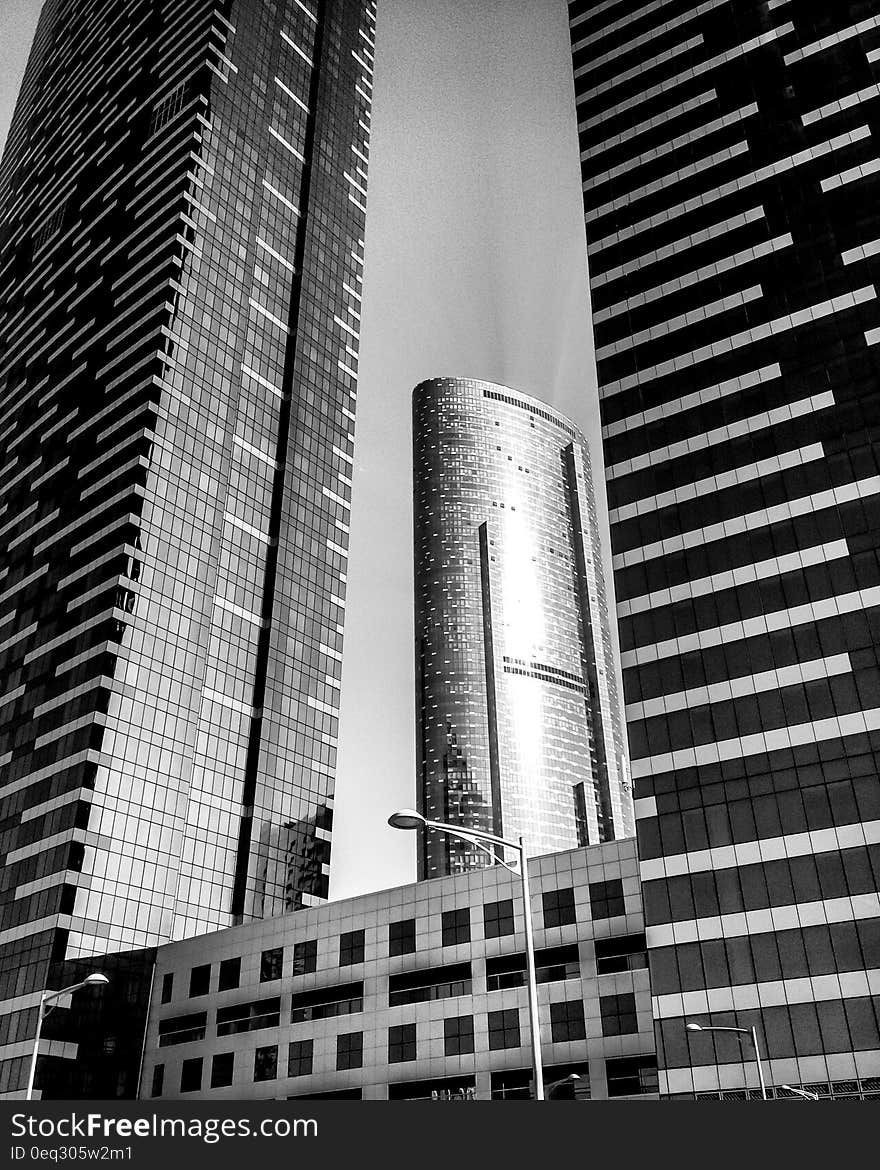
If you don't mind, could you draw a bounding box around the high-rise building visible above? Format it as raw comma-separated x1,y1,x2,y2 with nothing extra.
0,0,374,1095
570,0,880,1096
413,377,633,879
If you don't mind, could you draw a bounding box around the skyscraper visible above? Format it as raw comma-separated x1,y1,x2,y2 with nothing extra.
0,0,374,1094
571,1,880,1095
413,377,632,878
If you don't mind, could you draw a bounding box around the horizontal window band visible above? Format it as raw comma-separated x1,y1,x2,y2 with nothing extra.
621,581,880,668
616,539,850,618
595,284,763,362
610,442,824,522
626,652,852,721
600,284,875,399
644,891,879,951
630,702,880,780
606,389,833,483
589,124,866,257
641,818,879,883
594,234,791,326
613,472,880,571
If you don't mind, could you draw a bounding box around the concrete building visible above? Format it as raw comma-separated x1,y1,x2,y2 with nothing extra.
139,839,656,1101
569,0,880,1098
0,0,374,1096
412,377,633,879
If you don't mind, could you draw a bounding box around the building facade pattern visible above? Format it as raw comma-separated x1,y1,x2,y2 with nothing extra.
413,378,632,879
0,0,374,1096
139,840,656,1101
570,0,880,1097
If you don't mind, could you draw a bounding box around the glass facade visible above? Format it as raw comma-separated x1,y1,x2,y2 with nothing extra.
570,0,880,1096
0,0,374,1094
413,378,633,878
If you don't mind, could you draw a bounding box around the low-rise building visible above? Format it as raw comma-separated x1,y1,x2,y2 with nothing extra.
140,839,657,1100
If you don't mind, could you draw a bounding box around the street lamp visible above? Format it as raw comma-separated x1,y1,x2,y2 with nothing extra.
26,973,110,1101
545,1072,582,1100
781,1084,819,1101
388,809,545,1100
685,1021,767,1100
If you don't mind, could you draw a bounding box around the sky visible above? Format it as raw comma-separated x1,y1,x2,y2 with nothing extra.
0,0,610,902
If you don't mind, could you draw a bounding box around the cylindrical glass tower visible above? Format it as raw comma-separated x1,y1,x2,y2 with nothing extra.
413,376,633,878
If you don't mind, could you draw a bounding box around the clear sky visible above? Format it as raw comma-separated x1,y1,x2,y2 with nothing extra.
0,0,611,902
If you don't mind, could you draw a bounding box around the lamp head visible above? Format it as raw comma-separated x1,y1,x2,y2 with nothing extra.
686,1022,702,1032
388,809,427,831
84,973,110,987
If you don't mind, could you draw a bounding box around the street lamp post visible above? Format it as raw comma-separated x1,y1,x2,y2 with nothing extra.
25,973,110,1101
685,1021,767,1100
388,809,545,1101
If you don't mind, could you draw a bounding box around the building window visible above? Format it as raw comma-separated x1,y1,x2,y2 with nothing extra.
388,962,471,1006
441,908,470,946
444,1015,475,1056
542,887,576,928
339,929,365,966
488,1009,521,1050
600,992,639,1037
180,1057,203,1093
218,957,241,992
260,947,283,982
594,933,648,975
606,1055,658,1098
158,1012,207,1047
254,1045,278,1082
150,1064,164,1098
486,944,579,991
336,1031,364,1070
160,974,173,1005
189,964,210,997
293,939,317,975
589,879,625,920
389,918,416,956
291,982,364,1023
490,1069,531,1099
288,1039,313,1078
210,1052,234,1089
216,997,281,1036
388,1023,417,1063
550,1000,586,1042
483,898,515,939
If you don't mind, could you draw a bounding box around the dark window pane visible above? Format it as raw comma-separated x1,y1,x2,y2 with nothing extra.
443,1015,475,1056
550,1000,586,1042
542,887,576,928
442,908,470,946
336,1031,364,1070
160,974,173,1005
292,940,317,976
606,1055,658,1097
189,965,210,998
589,879,625,920
483,899,515,938
180,1057,202,1093
388,1023,416,1063
288,1039,313,1078
600,993,638,1037
150,1064,164,1097
260,948,283,983
210,1052,234,1089
488,1009,521,1050
218,957,241,992
254,1045,278,1082
389,918,416,957
340,930,365,966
